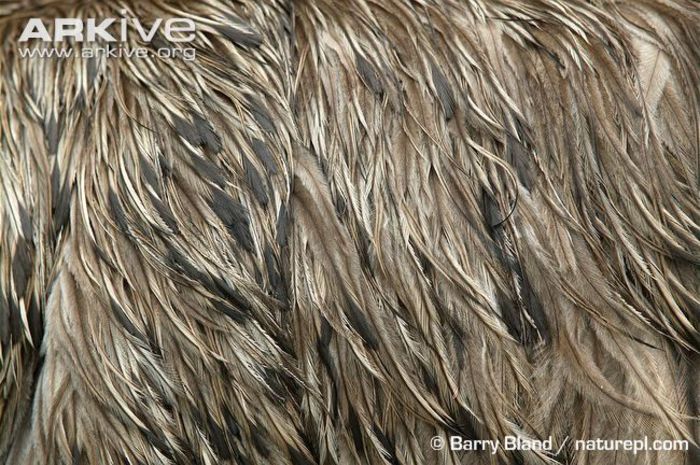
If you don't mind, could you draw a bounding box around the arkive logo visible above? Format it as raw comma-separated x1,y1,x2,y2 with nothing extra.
17,12,198,61
18,14,196,43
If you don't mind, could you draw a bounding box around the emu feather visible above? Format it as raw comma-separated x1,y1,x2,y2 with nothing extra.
0,1,698,464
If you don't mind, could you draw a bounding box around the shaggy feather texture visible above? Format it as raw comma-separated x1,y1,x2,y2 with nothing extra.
0,1,698,464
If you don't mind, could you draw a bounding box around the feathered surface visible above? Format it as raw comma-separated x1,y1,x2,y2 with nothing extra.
0,1,698,464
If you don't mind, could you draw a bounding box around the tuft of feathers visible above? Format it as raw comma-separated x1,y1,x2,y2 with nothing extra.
0,1,698,464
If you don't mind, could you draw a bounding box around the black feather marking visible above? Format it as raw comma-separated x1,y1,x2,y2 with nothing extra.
148,333,162,358
18,204,33,239
167,247,211,285
216,25,263,47
262,367,290,400
50,162,61,207
276,204,289,247
481,189,511,229
298,431,321,465
158,154,173,177
253,264,264,289
8,298,22,341
172,114,202,146
243,157,269,206
418,251,433,276
223,408,241,439
209,188,254,252
12,241,31,297
212,276,253,314
51,169,71,235
318,317,336,368
356,55,384,96
483,189,515,236
139,427,174,461
0,283,7,349
356,227,372,272
190,155,226,188
212,300,247,324
140,155,160,190
519,268,550,344
108,188,129,233
497,288,523,343
27,296,43,347
345,297,379,350
251,424,271,458
335,195,347,218
148,191,179,234
93,245,114,270
193,113,222,153
483,188,548,345
507,132,534,189
289,447,315,465
317,317,340,414
110,297,147,343
431,64,455,120
74,92,85,111
233,451,253,465
71,445,84,465
421,366,440,395
86,55,98,84
264,245,288,304
246,97,275,133
183,273,253,322
450,407,480,441
348,408,366,456
251,138,277,174
320,317,332,347
206,415,233,460
45,114,59,155
372,424,402,465
149,33,172,52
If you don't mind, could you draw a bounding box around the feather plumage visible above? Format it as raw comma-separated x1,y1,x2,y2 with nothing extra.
0,1,698,464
